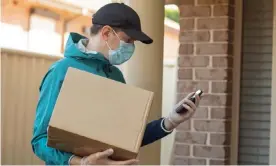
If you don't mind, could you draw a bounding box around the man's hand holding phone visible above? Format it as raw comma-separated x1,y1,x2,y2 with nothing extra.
163,90,203,131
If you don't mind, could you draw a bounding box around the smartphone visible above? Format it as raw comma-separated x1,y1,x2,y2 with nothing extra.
175,89,203,113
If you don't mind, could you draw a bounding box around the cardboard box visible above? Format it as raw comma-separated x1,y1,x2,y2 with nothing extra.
47,67,154,160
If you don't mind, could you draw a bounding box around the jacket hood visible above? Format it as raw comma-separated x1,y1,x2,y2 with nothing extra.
64,32,110,64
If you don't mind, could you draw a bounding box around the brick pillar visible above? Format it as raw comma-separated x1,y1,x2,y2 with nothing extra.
173,0,234,165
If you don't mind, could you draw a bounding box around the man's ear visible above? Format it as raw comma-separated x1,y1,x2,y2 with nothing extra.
101,25,112,41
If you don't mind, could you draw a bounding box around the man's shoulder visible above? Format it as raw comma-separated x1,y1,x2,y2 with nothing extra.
47,58,80,76
49,58,71,71
110,66,126,84
39,58,71,86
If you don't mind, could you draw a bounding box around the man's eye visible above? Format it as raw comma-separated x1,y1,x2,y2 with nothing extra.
126,39,134,43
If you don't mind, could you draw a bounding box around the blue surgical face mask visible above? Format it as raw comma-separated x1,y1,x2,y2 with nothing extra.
106,31,135,65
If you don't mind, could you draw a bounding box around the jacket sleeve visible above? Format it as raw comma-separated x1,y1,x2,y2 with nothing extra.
31,68,73,165
141,118,172,146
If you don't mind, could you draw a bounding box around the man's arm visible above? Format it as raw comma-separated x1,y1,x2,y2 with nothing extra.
141,118,172,146
31,68,73,165
141,92,201,147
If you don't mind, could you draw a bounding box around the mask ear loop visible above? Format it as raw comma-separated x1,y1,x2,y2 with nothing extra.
105,29,120,50
112,29,121,41
105,40,112,50
112,29,134,46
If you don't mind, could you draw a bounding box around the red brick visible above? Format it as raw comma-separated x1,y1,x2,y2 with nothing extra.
177,81,209,93
213,5,234,17
193,120,231,132
197,0,231,5
210,107,231,119
210,133,230,145
178,56,209,67
193,145,230,158
195,69,232,80
213,30,233,42
180,6,211,17
200,94,232,106
179,0,195,5
179,44,194,55
210,159,229,165
197,18,230,30
180,19,195,31
176,119,191,131
173,157,206,165
175,131,207,144
174,144,190,156
180,31,210,43
178,69,193,80
196,43,231,55
212,56,233,68
193,107,209,118
212,81,232,93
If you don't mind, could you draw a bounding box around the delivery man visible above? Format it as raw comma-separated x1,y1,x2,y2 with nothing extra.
31,3,201,165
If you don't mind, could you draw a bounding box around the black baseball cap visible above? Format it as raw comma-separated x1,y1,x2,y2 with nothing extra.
92,3,153,44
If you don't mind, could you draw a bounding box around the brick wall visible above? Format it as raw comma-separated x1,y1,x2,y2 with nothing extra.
173,0,234,165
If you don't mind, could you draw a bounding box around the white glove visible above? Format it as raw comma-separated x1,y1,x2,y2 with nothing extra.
164,92,201,130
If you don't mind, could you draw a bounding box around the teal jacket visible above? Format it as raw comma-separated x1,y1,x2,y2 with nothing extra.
31,33,171,165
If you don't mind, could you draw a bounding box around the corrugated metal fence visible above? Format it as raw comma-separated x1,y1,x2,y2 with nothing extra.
1,48,61,165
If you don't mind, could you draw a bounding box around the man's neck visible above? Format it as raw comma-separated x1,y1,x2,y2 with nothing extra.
86,36,109,59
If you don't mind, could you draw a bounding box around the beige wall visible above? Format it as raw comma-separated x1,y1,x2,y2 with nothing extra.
122,0,164,164
1,48,60,164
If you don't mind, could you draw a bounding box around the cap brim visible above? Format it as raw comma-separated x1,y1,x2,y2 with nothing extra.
122,29,153,44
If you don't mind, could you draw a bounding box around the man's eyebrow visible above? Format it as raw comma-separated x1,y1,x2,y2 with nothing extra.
122,34,130,39
122,35,131,41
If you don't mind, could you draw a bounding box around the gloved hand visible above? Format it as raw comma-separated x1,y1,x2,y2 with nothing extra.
163,92,201,131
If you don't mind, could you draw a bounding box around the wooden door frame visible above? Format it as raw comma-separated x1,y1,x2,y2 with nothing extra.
230,0,243,164
230,0,276,164
269,0,276,164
